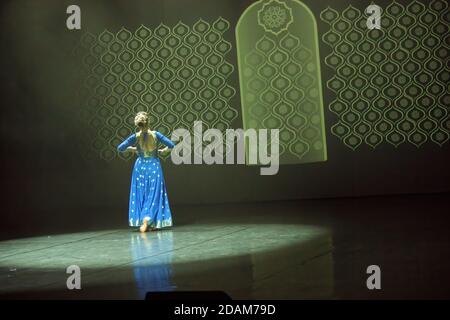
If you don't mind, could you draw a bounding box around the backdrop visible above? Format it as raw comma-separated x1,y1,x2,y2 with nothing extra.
1,0,449,234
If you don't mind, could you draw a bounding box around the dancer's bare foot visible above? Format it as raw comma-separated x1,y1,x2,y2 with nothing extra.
139,219,148,233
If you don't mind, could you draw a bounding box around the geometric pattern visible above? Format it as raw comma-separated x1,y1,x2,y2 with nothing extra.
321,0,450,149
73,18,237,161
237,0,327,164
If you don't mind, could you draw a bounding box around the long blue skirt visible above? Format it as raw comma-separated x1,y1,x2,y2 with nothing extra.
128,156,173,229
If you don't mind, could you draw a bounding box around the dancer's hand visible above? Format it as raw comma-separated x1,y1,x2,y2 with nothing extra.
158,147,170,155
126,146,137,154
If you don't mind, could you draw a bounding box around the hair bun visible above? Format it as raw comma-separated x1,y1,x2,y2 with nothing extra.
134,111,149,127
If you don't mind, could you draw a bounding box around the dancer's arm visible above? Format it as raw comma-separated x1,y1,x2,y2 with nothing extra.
117,133,137,152
156,131,175,154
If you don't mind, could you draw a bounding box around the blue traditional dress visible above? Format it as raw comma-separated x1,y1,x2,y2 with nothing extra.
117,131,175,229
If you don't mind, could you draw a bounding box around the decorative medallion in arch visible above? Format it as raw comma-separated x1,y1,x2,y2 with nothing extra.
236,0,327,164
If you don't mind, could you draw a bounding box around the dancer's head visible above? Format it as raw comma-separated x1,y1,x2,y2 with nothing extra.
134,111,149,130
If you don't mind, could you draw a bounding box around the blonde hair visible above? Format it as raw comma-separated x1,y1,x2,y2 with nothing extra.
134,111,154,148
134,111,149,128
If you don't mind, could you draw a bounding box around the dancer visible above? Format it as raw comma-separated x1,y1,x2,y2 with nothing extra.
117,111,175,232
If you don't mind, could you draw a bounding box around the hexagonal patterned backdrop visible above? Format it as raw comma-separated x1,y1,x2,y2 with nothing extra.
236,0,328,165
321,0,450,149
73,17,237,161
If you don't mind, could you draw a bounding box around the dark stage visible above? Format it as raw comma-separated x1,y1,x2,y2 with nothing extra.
1,193,449,300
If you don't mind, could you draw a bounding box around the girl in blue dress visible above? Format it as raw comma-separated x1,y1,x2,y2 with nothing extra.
117,111,176,232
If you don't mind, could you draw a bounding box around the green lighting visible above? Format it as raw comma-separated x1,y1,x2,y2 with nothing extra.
321,1,450,149
236,0,327,164
75,18,237,161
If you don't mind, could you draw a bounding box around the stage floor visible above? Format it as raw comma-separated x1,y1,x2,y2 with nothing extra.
1,194,450,299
